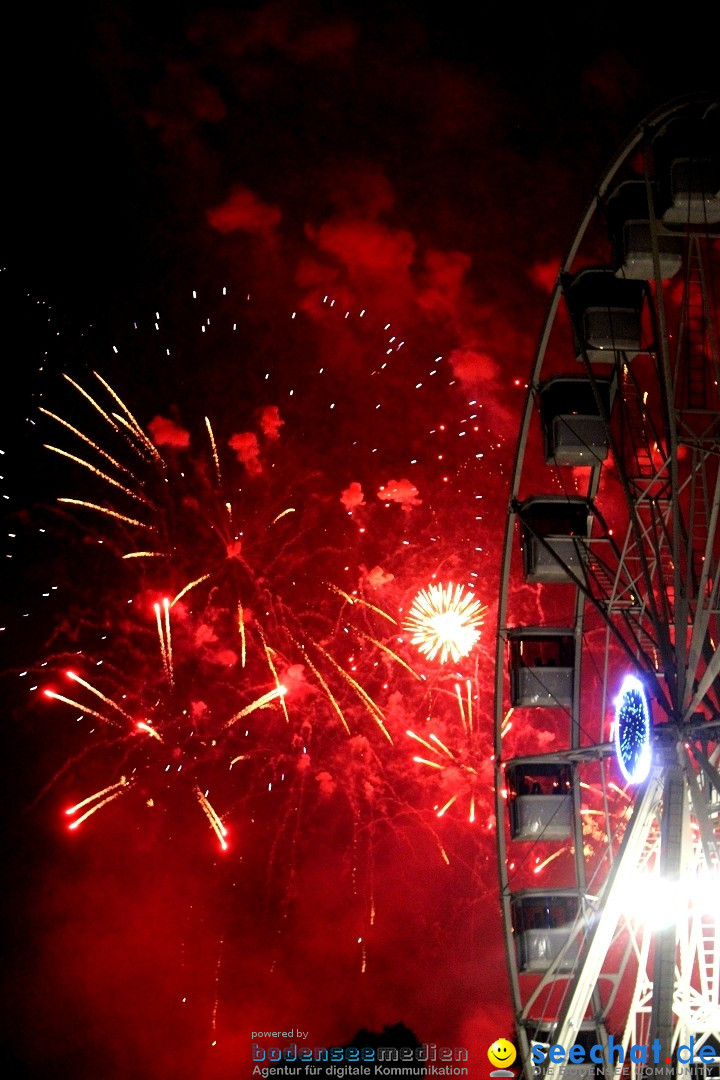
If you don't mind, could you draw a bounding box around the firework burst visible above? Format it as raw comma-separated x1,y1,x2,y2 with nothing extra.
404,582,486,665
41,602,294,851
35,371,437,859
40,372,413,737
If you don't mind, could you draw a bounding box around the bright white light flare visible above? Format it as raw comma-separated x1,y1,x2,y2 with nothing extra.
404,583,485,665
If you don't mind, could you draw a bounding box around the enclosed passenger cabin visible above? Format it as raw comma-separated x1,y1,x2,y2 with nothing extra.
517,496,591,583
505,759,573,840
511,890,584,972
606,180,683,280
508,628,574,708
564,268,647,361
539,376,612,467
652,106,720,226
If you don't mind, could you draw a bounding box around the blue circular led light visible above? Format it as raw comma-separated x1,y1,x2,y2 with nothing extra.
614,674,652,784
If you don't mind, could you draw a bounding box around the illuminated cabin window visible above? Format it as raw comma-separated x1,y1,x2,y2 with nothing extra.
511,890,583,973
539,376,612,467
653,106,720,226
508,627,574,707
517,496,591,584
564,267,646,360
606,180,683,281
505,760,573,841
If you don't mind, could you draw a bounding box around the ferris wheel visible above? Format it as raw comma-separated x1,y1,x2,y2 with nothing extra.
493,95,720,1080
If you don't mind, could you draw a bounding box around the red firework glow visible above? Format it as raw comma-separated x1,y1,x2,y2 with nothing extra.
4,283,507,1077
37,372,449,861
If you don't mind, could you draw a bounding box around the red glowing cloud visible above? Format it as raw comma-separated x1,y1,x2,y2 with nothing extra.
361,565,394,590
228,431,262,475
143,62,227,142
147,415,191,448
258,404,284,440
447,346,501,386
340,481,365,511
528,257,561,293
417,249,473,320
207,185,282,236
306,218,416,281
377,478,422,511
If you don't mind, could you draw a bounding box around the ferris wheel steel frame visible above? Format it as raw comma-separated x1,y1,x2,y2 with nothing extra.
493,95,720,1080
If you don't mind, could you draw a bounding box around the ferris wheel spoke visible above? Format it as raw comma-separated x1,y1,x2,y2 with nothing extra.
547,771,665,1078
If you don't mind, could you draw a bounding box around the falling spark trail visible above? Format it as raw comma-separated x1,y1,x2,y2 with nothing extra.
455,682,468,734
310,638,393,743
137,721,163,741
93,370,163,462
57,498,152,529
205,416,222,488
354,630,422,680
437,794,459,817
224,686,287,728
429,733,456,760
271,508,296,525
44,689,122,728
211,936,224,1043
43,444,150,504
238,602,247,668
195,787,228,850
39,407,134,476
163,597,174,684
328,584,398,625
257,626,290,723
172,574,212,606
63,373,124,437
407,729,439,755
65,671,135,723
294,642,351,736
113,412,160,460
155,601,172,684
66,778,132,829
533,849,565,874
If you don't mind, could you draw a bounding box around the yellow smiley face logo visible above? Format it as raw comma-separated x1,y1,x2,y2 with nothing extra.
488,1039,517,1070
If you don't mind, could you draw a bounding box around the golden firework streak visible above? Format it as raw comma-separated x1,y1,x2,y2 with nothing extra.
92,370,163,462
65,777,132,829
39,407,134,476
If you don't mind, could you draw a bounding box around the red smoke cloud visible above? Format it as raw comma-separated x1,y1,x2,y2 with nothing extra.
340,481,365,511
228,431,262,475
361,565,394,589
258,404,284,439
377,478,422,511
207,186,282,236
148,415,191,448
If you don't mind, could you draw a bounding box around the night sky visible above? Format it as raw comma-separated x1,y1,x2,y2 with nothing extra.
2,5,719,1079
